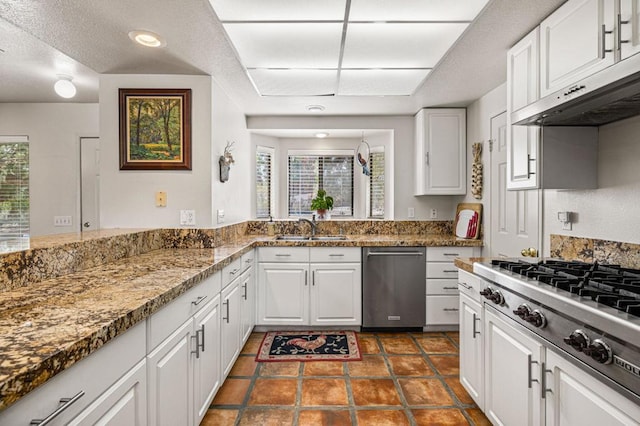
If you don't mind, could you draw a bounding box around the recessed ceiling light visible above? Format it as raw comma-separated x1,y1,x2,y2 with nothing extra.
315,132,329,138
54,75,76,98
306,105,325,112
128,30,166,48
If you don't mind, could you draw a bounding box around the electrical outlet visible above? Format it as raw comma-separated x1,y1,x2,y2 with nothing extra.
407,207,415,218
430,208,437,219
155,191,167,207
54,216,72,227
217,209,225,224
180,210,196,226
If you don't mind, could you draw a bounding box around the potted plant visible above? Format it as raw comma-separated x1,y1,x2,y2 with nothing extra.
310,189,334,220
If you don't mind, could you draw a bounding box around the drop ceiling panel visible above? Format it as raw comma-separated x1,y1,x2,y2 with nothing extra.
342,23,468,68
249,69,337,96
338,69,429,95
349,0,490,21
209,0,347,21
223,23,343,68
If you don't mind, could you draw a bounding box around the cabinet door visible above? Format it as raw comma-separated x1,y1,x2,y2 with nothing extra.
68,360,147,426
620,0,640,59
540,0,615,97
240,266,255,344
309,263,361,326
459,293,483,409
414,109,466,195
257,263,309,325
545,350,640,426
507,28,540,189
484,308,544,426
221,280,242,379
147,318,194,426
193,295,221,425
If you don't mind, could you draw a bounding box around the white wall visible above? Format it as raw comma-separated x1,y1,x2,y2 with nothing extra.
247,115,455,220
0,103,99,236
98,75,250,229
543,114,640,249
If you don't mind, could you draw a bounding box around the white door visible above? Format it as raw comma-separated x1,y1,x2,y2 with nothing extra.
193,296,221,425
490,112,540,257
620,0,640,59
221,280,242,379
459,292,484,409
310,263,361,326
257,263,309,325
545,349,640,426
240,267,254,344
80,137,100,232
484,308,544,426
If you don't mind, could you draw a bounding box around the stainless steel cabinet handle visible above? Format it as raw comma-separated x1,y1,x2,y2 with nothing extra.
305,270,308,286
275,253,291,257
442,253,460,256
425,152,430,166
458,282,472,290
30,391,85,425
243,283,247,300
191,295,208,306
443,308,459,312
312,270,315,286
443,286,458,290
329,254,344,257
443,270,458,273
223,300,230,323
191,332,200,358
245,258,253,263
230,268,239,275
527,154,536,177
602,24,613,58
528,355,539,389
472,313,481,338
367,252,424,257
199,324,205,353
541,362,552,399
618,14,631,50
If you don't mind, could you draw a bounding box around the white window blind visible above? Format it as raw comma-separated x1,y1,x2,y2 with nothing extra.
368,150,385,218
256,147,274,218
288,153,354,217
0,140,29,253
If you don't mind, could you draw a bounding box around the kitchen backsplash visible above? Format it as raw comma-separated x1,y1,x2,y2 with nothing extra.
550,234,640,268
245,220,453,236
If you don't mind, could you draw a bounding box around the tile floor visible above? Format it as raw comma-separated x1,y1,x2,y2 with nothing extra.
202,331,491,426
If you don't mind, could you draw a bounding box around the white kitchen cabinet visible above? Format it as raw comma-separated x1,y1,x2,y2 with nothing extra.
544,349,640,426
540,0,616,97
221,279,242,379
620,0,640,59
240,250,256,344
459,292,484,410
193,295,221,425
310,262,361,326
414,108,466,195
484,308,545,426
68,359,147,426
257,247,361,326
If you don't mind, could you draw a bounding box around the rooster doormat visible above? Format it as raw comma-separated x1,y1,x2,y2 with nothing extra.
255,331,362,362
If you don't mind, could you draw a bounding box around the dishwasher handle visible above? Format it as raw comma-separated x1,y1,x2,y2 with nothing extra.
366,251,424,257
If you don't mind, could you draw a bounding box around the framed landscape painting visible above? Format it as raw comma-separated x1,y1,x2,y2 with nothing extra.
119,88,192,170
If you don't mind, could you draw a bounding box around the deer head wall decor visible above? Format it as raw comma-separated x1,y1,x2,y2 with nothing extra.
219,141,235,182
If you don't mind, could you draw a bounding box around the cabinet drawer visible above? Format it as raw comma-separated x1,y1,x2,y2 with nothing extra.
426,295,460,325
241,250,255,272
0,322,145,426
426,262,459,279
258,247,309,263
458,269,482,301
310,247,360,263
222,257,243,289
148,272,220,351
427,246,476,262
426,279,460,295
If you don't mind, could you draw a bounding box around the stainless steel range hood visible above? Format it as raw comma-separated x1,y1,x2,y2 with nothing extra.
512,53,640,126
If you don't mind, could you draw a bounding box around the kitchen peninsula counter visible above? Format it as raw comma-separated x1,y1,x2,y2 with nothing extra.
0,231,481,411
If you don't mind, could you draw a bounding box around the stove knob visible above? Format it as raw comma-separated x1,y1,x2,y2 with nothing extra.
512,304,531,319
480,288,493,299
488,290,505,305
524,309,547,328
582,339,613,364
563,330,590,351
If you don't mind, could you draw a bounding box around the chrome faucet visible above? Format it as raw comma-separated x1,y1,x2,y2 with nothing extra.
298,215,317,237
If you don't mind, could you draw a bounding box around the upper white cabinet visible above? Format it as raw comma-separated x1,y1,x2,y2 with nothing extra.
414,108,466,195
620,0,640,59
540,0,616,97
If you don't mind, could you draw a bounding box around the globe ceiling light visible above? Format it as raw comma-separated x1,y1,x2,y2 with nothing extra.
54,75,77,99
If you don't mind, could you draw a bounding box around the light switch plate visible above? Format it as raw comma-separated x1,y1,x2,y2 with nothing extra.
180,210,196,226
54,216,72,226
217,209,225,224
408,207,415,218
155,191,167,207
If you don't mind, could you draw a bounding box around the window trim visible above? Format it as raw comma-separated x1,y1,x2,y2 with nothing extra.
0,135,30,253
255,145,275,219
367,146,385,219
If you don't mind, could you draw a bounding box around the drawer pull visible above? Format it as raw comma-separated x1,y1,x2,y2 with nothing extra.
229,268,240,275
245,258,253,263
243,283,247,300
275,253,291,257
191,325,205,358
443,253,460,256
442,286,458,290
472,313,481,338
443,308,459,312
443,270,458,273
528,355,539,389
191,295,208,306
458,282,472,290
223,300,230,323
329,253,345,257
30,391,85,425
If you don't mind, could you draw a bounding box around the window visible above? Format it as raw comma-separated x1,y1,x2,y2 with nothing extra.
256,147,274,219
0,137,29,253
368,149,385,218
288,152,353,217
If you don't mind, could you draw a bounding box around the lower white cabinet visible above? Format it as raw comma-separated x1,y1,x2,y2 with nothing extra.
484,308,545,426
240,260,256,344
257,247,362,326
221,278,242,379
193,295,222,425
544,349,640,426
459,292,483,409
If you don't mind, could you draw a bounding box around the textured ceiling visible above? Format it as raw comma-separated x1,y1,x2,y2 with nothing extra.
0,0,565,114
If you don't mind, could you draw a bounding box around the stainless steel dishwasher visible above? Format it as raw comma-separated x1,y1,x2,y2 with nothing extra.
362,247,426,329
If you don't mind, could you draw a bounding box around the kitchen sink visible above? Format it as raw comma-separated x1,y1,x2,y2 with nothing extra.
275,235,310,241
310,235,348,241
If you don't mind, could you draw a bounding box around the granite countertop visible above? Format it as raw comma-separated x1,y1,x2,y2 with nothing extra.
0,233,482,411
454,257,492,273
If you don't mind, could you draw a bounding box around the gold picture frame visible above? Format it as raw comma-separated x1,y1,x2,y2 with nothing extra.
119,88,192,170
